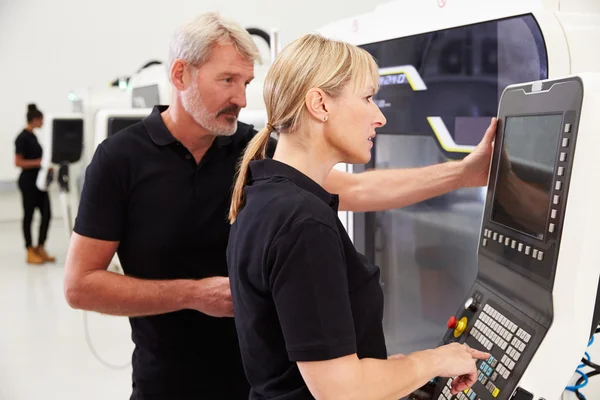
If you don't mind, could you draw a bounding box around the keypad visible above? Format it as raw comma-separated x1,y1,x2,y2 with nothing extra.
439,303,532,399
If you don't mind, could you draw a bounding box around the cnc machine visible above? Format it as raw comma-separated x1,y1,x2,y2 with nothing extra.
317,1,600,398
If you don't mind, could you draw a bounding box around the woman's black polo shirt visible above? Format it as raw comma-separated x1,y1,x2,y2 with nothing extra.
226,159,387,399
73,106,276,399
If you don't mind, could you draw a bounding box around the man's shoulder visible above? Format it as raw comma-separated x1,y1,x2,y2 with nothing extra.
233,121,277,157
231,121,257,146
99,121,151,157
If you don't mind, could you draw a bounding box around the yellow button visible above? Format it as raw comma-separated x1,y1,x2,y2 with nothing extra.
492,388,500,398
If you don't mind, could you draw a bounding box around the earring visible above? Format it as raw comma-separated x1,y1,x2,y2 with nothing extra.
324,115,328,122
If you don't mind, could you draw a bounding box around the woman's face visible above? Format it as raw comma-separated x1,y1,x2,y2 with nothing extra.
32,117,43,129
324,81,386,165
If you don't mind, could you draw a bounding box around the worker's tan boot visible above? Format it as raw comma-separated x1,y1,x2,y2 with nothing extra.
26,247,45,265
35,246,56,263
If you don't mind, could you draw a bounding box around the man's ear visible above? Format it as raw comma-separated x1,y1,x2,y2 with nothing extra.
170,59,188,91
305,88,329,122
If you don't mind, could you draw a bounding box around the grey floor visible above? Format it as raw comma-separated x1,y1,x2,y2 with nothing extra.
0,187,596,399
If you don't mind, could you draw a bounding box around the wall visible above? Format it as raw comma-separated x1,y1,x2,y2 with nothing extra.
0,0,390,182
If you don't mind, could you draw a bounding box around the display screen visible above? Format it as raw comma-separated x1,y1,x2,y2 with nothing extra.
131,84,160,108
51,119,84,164
107,117,143,137
491,114,563,239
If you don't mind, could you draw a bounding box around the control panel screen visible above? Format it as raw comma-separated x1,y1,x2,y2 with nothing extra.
491,114,563,239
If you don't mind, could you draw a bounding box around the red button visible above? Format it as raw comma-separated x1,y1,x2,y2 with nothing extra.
447,316,458,329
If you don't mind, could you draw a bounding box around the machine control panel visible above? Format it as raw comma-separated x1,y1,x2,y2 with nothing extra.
432,287,543,400
408,75,600,400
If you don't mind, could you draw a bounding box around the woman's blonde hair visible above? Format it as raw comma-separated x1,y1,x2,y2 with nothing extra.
229,33,380,223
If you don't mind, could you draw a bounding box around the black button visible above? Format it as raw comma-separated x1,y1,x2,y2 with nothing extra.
185,154,191,160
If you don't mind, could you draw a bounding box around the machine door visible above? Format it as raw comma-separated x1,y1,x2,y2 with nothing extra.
355,14,548,355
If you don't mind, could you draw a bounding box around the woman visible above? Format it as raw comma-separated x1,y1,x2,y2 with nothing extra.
226,34,489,399
14,103,55,265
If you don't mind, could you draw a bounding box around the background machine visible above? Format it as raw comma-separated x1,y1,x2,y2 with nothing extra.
36,114,84,236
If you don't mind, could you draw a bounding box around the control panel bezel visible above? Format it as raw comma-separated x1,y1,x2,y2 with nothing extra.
479,78,583,290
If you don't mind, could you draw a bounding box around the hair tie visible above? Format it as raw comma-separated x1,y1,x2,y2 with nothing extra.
266,123,276,133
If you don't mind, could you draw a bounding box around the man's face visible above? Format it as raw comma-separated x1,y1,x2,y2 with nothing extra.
181,42,255,136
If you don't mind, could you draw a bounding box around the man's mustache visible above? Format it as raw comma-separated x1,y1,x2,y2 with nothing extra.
217,106,241,117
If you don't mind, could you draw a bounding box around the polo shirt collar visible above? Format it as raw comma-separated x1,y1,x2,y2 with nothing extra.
143,105,234,148
249,159,339,209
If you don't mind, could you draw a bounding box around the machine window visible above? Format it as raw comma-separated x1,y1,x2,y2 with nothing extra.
356,14,548,355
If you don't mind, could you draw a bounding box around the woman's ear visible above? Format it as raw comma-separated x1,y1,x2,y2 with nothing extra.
305,88,329,122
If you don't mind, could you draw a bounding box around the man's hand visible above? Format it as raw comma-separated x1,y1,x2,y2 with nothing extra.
192,277,234,317
459,118,497,188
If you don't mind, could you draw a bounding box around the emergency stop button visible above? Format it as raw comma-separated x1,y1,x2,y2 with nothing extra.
447,316,468,338
447,316,459,329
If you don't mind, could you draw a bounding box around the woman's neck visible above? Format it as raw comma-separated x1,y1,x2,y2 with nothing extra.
25,124,35,132
272,133,337,187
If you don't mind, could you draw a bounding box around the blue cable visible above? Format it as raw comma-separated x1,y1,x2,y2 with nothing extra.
565,332,597,397
565,370,589,391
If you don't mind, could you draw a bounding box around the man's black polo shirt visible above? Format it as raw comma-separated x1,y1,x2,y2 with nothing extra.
226,159,387,399
74,105,275,399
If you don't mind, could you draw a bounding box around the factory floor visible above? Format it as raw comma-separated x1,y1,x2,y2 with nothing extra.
0,188,133,400
0,187,597,400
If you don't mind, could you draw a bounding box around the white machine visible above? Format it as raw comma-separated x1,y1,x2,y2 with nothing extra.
36,113,84,237
315,1,600,399
128,62,171,109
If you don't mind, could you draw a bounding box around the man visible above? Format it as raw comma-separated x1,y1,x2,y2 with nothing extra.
64,12,496,400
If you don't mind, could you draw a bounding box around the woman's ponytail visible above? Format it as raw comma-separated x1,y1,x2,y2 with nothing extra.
229,126,273,224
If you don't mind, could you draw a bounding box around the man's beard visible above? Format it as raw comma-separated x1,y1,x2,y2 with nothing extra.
181,86,240,136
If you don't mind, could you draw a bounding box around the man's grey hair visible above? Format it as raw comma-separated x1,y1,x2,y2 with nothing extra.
168,12,263,71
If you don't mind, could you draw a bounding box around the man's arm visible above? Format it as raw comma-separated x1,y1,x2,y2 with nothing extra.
63,232,233,318
64,143,232,318
325,118,497,212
